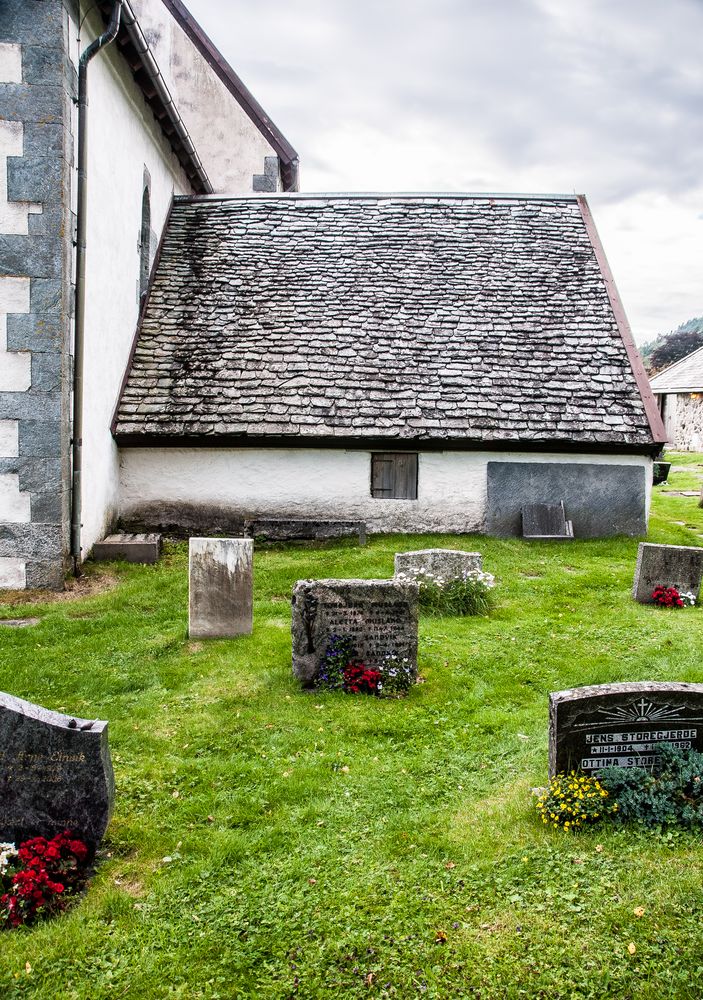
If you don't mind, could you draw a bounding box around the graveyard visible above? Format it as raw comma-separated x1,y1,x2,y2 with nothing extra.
1,456,703,998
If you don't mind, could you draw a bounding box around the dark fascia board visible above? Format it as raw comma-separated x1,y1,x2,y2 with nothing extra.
97,0,211,193
577,195,667,447
159,0,300,191
113,432,660,457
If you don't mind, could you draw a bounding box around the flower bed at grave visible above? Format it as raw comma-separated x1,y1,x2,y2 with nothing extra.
651,585,696,608
536,745,703,831
395,568,496,616
314,634,416,696
0,831,90,929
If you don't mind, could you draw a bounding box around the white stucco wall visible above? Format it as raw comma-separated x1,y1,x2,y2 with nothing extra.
69,7,192,558
118,447,653,534
132,0,281,192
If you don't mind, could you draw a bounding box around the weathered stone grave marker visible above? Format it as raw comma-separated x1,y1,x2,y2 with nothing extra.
632,542,703,603
291,579,418,686
394,548,482,582
522,502,573,539
0,692,114,848
188,538,253,638
549,681,703,777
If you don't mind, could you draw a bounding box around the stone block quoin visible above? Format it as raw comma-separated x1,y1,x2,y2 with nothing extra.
0,0,75,589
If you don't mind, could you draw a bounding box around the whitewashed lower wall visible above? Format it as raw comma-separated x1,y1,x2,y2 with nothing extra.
118,447,652,534
71,7,191,558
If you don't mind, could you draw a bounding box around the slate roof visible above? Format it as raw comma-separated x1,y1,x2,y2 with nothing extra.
114,193,663,449
649,346,703,393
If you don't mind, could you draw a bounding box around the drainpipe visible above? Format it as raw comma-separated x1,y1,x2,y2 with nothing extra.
71,0,123,576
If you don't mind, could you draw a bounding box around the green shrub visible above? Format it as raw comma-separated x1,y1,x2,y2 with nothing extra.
597,744,703,828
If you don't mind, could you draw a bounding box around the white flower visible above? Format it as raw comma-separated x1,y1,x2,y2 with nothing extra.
0,842,18,875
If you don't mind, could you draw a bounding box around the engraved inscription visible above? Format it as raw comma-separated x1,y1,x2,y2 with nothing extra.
550,684,703,777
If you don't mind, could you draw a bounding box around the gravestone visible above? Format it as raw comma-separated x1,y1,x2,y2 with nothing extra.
291,579,419,686
394,548,482,582
92,532,162,564
549,681,703,776
522,502,573,539
632,542,703,603
188,538,253,638
0,692,114,849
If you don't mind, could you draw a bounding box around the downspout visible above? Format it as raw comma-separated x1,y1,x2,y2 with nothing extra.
71,0,123,576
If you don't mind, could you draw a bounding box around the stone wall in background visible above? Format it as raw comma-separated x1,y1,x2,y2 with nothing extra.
661,392,703,452
0,1,75,588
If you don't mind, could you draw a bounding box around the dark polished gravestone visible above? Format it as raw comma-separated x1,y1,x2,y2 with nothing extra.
632,542,703,603
0,692,114,849
291,579,419,687
549,682,703,777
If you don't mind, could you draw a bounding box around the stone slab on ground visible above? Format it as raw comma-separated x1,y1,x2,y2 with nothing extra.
394,548,482,582
522,502,574,539
0,691,114,849
632,542,703,603
92,533,162,564
188,537,253,638
244,519,366,545
291,578,418,686
549,681,703,776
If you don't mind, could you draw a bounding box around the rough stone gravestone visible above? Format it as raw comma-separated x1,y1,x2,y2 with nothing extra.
0,692,114,849
522,502,573,539
549,681,703,777
291,579,419,687
394,548,482,582
632,542,703,603
188,537,253,638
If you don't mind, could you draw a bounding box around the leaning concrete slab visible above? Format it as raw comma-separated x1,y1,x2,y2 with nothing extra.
188,537,253,638
92,533,162,564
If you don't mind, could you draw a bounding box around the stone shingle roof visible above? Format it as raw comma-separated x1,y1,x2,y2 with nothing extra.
114,194,660,448
649,345,703,393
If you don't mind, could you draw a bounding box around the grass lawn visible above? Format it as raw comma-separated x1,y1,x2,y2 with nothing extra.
2,455,703,998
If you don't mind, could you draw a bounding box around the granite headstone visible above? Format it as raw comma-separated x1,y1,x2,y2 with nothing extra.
291,578,419,686
394,548,482,582
188,537,253,638
0,692,114,849
632,542,703,603
549,681,703,776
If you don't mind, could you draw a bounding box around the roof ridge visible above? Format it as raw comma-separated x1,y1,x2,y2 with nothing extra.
173,191,582,205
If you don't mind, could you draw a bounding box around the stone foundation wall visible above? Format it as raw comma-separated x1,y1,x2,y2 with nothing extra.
661,393,703,452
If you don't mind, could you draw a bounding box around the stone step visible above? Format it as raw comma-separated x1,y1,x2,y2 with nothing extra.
91,533,162,564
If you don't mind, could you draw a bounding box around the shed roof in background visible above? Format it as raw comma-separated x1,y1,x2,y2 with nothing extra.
649,345,703,394
113,193,663,451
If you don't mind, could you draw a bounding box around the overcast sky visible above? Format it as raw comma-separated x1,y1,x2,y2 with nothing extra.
187,0,702,344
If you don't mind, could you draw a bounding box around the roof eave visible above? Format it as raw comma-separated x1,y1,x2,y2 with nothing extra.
159,0,300,191
97,0,212,194
576,195,667,448
113,430,660,457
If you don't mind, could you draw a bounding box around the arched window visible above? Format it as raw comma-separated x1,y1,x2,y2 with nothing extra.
139,185,151,301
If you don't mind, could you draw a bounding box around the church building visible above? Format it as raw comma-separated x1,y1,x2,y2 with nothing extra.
0,0,665,590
